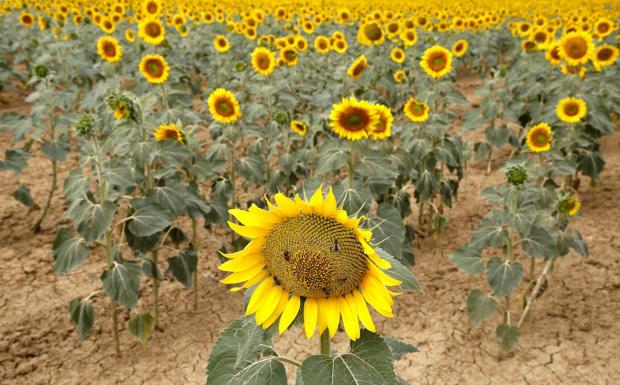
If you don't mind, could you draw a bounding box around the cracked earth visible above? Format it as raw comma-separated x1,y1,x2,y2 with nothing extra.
1,81,619,385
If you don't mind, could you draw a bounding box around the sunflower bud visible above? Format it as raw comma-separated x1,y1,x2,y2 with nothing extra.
70,32,78,40
499,64,508,77
234,62,246,72
106,92,139,123
34,64,48,78
506,166,527,186
274,111,288,125
75,113,96,137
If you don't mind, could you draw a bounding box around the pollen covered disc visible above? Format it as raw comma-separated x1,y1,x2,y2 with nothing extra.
263,214,367,298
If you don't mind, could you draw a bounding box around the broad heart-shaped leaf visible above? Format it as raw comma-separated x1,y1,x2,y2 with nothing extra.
520,226,558,259
376,248,422,292
41,134,70,162
68,299,94,341
206,317,281,385
469,211,508,250
466,289,497,326
301,331,395,385
357,154,398,180
148,185,186,215
368,203,405,262
52,228,89,273
236,156,268,185
63,169,91,201
101,261,141,309
314,140,348,175
12,185,35,208
75,200,116,244
127,202,173,237
416,170,438,202
141,256,162,279
486,257,524,299
383,336,419,361
496,324,521,352
577,151,605,180
450,246,484,275
168,250,197,288
0,148,30,174
129,313,155,345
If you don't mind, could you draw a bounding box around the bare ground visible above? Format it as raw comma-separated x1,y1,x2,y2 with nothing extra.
1,82,619,385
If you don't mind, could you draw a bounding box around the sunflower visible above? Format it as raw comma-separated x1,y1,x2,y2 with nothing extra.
358,21,385,46
314,36,330,54
251,47,275,76
138,18,165,45
214,35,230,53
593,45,619,70
369,104,393,140
114,105,128,120
420,45,453,79
390,47,405,64
280,48,298,66
404,98,430,123
558,32,594,66
556,97,587,123
154,123,184,143
142,0,162,17
220,186,401,340
545,42,562,66
347,55,368,79
290,120,307,137
139,54,169,84
400,29,417,47
452,39,468,57
125,29,135,42
97,36,122,63
594,17,615,38
208,88,241,124
526,123,553,153
19,12,35,27
332,39,348,54
394,70,407,83
329,97,378,141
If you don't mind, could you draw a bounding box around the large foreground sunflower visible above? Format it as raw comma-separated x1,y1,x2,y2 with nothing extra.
251,47,276,76
558,32,594,66
219,186,401,340
97,36,122,63
404,98,430,123
329,97,379,141
139,54,169,84
420,45,453,79
526,123,553,153
208,88,241,123
556,97,587,123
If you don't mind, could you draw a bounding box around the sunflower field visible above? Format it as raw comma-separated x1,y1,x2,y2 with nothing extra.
1,0,619,384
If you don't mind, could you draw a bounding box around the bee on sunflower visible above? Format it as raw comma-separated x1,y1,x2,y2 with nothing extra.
97,36,122,63
404,98,430,123
329,97,379,141
526,123,553,153
139,54,169,84
219,186,402,340
420,45,453,79
347,55,368,79
251,47,276,76
556,97,587,123
208,88,241,124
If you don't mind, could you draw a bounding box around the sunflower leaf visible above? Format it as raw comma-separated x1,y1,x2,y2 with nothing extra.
376,248,422,292
68,299,94,341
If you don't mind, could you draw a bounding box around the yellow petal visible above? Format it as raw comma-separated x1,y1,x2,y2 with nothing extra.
279,294,301,335
245,277,273,316
368,263,401,287
323,187,337,217
317,303,328,335
262,289,289,329
364,274,395,306
265,195,288,218
339,296,360,340
294,194,313,214
241,270,269,289
323,296,340,337
304,297,318,339
274,193,301,217
229,208,275,229
309,185,324,213
360,277,393,317
219,262,265,284
362,241,391,269
218,253,264,272
220,238,265,259
352,290,375,332
227,221,271,239
255,285,283,325
248,204,282,224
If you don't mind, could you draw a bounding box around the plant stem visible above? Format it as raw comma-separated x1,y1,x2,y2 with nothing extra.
347,143,356,189
229,137,237,245
191,217,199,310
529,255,535,281
320,331,330,356
32,158,57,232
152,248,160,327
111,300,120,355
518,259,553,328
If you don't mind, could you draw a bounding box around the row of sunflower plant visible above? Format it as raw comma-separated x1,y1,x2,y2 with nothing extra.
0,0,618,383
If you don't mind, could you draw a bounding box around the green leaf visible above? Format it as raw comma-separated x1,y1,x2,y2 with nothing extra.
76,200,116,244
469,213,508,249
383,336,419,361
466,289,497,325
0,148,30,174
349,330,397,385
302,350,389,385
63,169,90,201
41,134,70,162
68,299,94,341
53,228,89,273
236,156,267,185
486,257,523,299
450,246,484,275
149,185,186,215
368,204,405,262
577,152,605,180
128,202,173,237
314,141,348,175
101,261,141,309
416,170,438,202
141,257,162,279
520,226,558,259
376,248,422,292
129,313,155,345
496,324,520,352
168,250,197,288
12,185,35,208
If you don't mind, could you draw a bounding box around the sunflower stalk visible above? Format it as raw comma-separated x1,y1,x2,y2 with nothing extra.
320,330,331,356
33,117,57,232
191,217,199,310
518,259,553,328
152,248,160,327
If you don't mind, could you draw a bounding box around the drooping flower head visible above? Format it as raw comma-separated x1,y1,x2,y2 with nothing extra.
347,55,368,79
219,186,401,340
290,120,308,137
154,123,184,143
